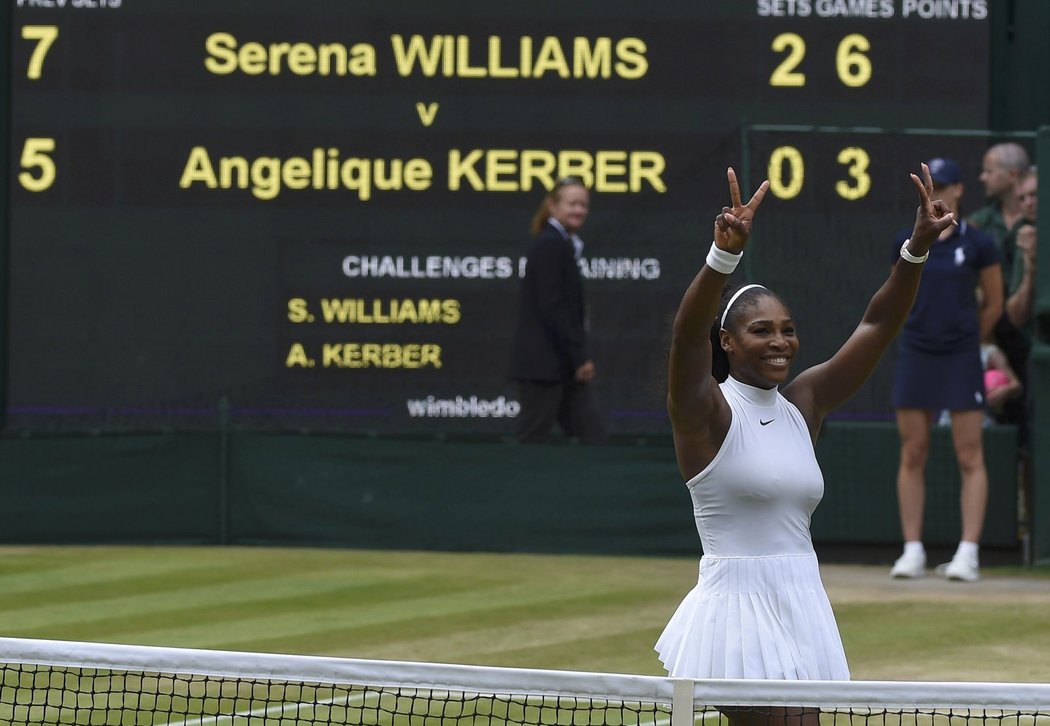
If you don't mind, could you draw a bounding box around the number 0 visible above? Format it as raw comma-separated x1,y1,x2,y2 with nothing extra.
19,138,57,192
768,147,804,199
22,25,59,80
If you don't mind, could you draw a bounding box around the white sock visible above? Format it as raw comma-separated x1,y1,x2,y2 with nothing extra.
903,541,925,557
956,541,979,562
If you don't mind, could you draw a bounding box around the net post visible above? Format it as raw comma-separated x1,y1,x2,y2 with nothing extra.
672,678,694,726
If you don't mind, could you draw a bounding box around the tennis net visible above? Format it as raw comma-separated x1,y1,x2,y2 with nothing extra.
2,637,1050,726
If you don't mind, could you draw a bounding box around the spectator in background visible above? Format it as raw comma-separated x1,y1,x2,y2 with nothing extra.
1018,165,1038,224
1007,166,1037,331
509,177,606,444
981,338,1022,422
969,143,1033,447
890,158,1002,583
970,142,1030,281
1003,166,1038,527
975,286,1023,422
939,285,1022,428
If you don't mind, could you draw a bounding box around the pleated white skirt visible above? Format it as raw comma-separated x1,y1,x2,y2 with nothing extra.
655,553,850,680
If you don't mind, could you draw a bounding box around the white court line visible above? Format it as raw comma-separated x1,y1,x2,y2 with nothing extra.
155,688,373,726
155,690,720,726
651,709,722,726
154,687,535,726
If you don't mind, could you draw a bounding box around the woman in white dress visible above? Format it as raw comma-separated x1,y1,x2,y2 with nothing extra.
656,165,956,692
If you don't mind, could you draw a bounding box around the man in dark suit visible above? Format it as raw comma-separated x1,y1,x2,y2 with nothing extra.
510,177,606,443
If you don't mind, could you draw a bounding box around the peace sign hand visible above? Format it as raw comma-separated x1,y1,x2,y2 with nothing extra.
713,167,770,254
908,162,957,253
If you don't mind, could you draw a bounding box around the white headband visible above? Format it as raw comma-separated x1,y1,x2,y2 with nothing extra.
720,284,767,330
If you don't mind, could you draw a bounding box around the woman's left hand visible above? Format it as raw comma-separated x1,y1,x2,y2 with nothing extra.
908,162,957,252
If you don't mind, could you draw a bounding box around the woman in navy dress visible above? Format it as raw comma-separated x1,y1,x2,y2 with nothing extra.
889,158,1003,583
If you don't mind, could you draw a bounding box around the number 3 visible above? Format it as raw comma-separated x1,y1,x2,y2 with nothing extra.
836,147,870,200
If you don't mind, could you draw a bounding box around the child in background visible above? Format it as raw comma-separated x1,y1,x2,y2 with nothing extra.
978,285,1022,423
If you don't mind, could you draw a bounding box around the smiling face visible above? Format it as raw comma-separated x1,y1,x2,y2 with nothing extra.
548,184,589,234
720,294,798,389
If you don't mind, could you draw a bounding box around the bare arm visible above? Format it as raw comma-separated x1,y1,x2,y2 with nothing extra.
668,168,768,478
784,164,957,433
978,263,1004,340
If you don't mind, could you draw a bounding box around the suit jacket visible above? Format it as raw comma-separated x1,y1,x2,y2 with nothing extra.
509,222,590,382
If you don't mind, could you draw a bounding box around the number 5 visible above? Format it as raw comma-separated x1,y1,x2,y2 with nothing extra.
22,25,59,80
19,138,57,192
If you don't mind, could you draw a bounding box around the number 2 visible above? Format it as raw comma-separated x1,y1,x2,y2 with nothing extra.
770,33,806,87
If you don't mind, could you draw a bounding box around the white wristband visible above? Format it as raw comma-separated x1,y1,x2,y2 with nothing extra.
706,242,742,274
899,238,928,264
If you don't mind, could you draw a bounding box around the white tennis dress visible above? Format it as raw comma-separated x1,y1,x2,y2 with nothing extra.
655,375,850,680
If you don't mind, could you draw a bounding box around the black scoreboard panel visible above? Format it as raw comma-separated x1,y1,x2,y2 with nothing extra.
742,127,1001,419
7,0,991,434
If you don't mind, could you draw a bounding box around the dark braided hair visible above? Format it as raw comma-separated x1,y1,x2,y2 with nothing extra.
708,284,785,382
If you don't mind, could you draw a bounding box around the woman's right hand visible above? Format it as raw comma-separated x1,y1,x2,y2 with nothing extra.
713,167,769,253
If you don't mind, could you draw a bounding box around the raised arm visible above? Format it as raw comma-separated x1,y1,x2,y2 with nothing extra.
668,168,768,477
785,163,956,430
978,262,1004,340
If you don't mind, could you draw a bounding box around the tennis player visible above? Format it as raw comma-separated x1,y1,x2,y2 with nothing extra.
655,165,955,687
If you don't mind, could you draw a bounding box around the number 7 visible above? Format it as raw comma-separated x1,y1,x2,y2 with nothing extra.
22,25,59,80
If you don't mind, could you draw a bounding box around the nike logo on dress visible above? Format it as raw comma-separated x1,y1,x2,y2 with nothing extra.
760,419,775,426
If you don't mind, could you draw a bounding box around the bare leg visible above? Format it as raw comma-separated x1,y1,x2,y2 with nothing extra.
895,408,933,541
950,409,988,543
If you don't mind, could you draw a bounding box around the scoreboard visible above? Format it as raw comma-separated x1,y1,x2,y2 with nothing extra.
6,0,991,434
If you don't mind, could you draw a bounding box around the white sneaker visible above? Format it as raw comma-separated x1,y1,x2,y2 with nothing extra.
938,555,980,582
890,550,926,578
